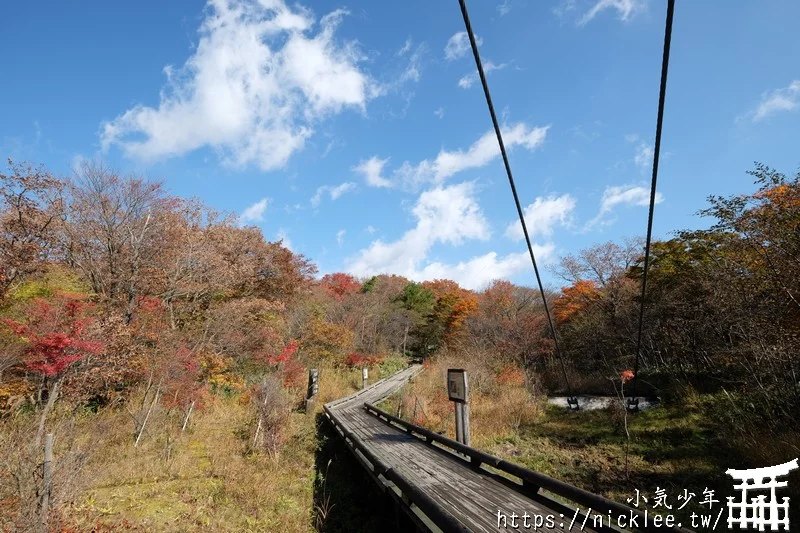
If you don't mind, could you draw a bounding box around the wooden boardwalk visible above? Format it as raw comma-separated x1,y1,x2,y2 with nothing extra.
324,365,693,533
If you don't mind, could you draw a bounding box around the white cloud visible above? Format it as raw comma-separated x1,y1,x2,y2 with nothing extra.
444,31,482,61
600,184,661,213
359,122,549,190
505,194,576,241
434,107,445,119
752,80,800,122
276,228,293,251
346,181,558,289
353,156,393,188
457,61,507,89
585,184,663,229
633,142,653,170
346,181,489,275
239,197,269,225
365,225,376,235
101,0,379,171
417,246,554,291
311,181,356,206
397,37,412,56
497,0,512,16
577,0,645,25
336,229,346,246
552,0,577,18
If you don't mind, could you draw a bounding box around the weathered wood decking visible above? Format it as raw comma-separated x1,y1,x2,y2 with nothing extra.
324,366,696,532
324,366,612,532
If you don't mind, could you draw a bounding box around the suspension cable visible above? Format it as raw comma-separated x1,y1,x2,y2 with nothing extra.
458,0,573,398
631,0,675,399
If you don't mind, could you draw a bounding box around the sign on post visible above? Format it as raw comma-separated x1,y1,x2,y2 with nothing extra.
362,367,369,389
447,369,467,403
447,369,470,446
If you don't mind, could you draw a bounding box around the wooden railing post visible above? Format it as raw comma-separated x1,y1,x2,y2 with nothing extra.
362,367,368,389
306,368,319,413
39,433,54,533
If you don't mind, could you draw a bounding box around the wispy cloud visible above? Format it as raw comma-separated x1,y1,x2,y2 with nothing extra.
554,0,645,26
397,37,412,56
585,184,662,228
434,107,445,119
578,0,645,25
633,142,654,171
750,80,800,122
497,0,512,16
357,122,549,190
444,31,482,61
336,229,346,246
240,197,269,225
311,182,357,207
101,1,380,171
276,228,293,251
458,61,507,89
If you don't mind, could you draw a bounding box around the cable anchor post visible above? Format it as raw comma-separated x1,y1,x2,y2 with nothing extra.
567,397,580,411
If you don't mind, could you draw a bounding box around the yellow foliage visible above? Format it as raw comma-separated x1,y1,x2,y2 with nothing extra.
0,380,33,413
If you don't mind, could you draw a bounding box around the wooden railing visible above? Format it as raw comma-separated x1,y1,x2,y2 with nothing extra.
363,402,695,533
323,403,472,532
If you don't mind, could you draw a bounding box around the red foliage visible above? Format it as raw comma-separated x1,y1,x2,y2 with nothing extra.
344,352,383,369
160,345,206,410
320,272,362,299
1,294,103,377
268,339,299,365
280,358,306,389
265,339,305,388
620,369,635,383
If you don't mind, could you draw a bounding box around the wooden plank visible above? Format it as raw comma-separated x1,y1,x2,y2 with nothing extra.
326,366,607,533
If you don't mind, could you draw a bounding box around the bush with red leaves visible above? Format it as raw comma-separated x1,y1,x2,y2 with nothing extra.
343,352,383,369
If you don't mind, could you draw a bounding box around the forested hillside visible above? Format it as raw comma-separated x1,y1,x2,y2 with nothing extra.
1,160,798,530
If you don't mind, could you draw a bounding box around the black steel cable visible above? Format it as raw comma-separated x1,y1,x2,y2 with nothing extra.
457,0,573,398
631,0,675,399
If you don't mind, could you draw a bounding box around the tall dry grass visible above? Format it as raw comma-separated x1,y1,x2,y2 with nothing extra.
390,350,544,447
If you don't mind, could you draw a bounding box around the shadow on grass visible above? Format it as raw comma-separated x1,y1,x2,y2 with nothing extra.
312,413,416,533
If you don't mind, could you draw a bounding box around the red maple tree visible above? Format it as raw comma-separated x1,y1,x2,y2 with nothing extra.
2,294,103,378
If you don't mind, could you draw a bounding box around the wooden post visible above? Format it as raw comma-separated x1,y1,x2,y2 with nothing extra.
362,367,368,389
462,397,471,447
306,368,319,413
40,433,54,533
454,403,464,443
447,369,470,446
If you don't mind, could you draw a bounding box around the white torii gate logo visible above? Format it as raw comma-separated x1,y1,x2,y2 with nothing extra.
726,458,798,531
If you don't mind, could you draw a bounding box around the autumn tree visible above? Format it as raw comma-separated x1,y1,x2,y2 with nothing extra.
64,161,169,323
1,293,103,445
320,273,361,299
468,280,552,369
0,160,64,299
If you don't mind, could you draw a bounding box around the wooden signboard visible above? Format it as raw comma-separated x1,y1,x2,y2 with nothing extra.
447,369,468,403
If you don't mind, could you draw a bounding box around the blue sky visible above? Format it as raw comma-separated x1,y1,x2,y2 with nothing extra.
2,0,799,290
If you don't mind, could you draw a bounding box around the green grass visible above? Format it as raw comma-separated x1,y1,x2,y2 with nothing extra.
480,401,744,528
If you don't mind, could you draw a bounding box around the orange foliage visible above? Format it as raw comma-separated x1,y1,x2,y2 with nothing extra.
422,279,478,343
496,365,526,387
553,280,600,324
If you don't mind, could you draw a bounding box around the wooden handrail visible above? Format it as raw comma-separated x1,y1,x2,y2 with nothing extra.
323,404,471,533
364,402,694,533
